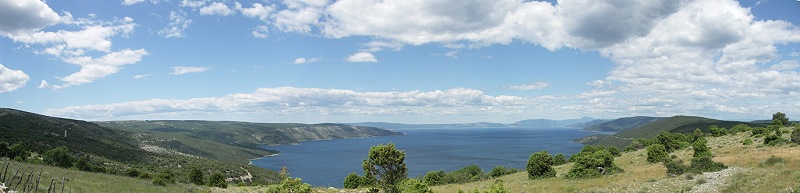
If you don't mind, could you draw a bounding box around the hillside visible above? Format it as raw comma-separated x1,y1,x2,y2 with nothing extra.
513,116,595,128
97,121,402,163
0,108,146,162
429,128,800,193
582,116,662,132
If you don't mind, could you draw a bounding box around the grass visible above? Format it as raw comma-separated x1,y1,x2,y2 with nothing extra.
427,127,800,193
1,160,196,193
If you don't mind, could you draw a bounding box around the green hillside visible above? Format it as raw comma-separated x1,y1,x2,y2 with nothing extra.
582,116,662,132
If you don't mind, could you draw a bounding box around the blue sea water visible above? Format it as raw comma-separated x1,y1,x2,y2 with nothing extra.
251,127,607,187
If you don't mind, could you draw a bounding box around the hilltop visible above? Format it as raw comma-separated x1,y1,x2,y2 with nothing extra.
577,116,765,148
581,116,662,132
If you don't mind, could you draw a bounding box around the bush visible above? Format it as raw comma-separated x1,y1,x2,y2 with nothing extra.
152,170,176,186
488,166,511,178
458,180,509,193
764,134,789,146
126,168,141,178
566,148,622,179
526,151,555,179
742,138,753,145
792,129,800,144
751,127,767,137
422,170,445,185
646,144,668,163
208,172,227,188
759,156,784,167
266,177,311,193
446,165,485,183
664,159,687,176
553,154,567,165
397,179,434,193
692,138,711,158
190,167,204,185
730,124,751,133
709,125,728,137
689,138,726,173
344,172,369,189
608,146,621,157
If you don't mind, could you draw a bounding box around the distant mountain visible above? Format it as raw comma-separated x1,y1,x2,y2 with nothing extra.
349,122,508,129
577,115,766,148
581,116,663,132
513,116,595,128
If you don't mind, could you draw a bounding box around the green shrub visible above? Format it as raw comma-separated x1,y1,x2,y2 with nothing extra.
363,143,407,193
689,138,726,173
152,170,176,186
608,146,621,157
792,129,800,144
526,151,555,179
189,167,204,185
751,127,767,137
646,144,668,163
742,138,753,145
43,146,74,168
125,168,141,178
692,138,712,158
344,172,370,189
422,170,446,186
730,124,751,133
266,177,311,193
709,125,728,137
208,172,228,188
459,180,509,193
446,165,485,183
397,179,434,193
552,153,567,165
664,159,687,176
566,148,622,179
488,166,512,178
759,156,784,167
764,134,789,146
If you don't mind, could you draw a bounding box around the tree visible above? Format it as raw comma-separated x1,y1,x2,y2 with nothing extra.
689,137,726,173
566,147,622,179
0,141,8,158
773,112,789,126
126,168,141,178
363,143,407,193
526,151,555,179
792,128,800,144
190,167,205,185
709,125,727,137
42,146,74,168
152,170,176,186
646,144,668,163
607,146,621,157
423,170,446,185
488,166,510,178
267,168,310,193
208,172,227,188
8,142,28,160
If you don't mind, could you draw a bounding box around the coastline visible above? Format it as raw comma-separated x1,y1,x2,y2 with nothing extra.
249,153,279,165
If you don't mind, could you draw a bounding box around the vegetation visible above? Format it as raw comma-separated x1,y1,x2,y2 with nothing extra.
264,168,311,193
566,145,623,179
646,144,668,163
772,112,789,126
189,167,204,185
487,166,515,178
526,151,556,179
208,172,227,188
363,143,407,193
582,116,662,132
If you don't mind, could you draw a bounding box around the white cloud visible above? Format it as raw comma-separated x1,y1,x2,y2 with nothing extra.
251,25,269,38
55,49,149,89
122,0,145,6
7,15,147,89
171,66,210,75
38,80,49,89
0,64,30,93
133,74,152,79
294,57,320,64
504,82,550,91
770,60,800,71
0,0,61,35
237,2,275,21
44,87,536,119
790,52,800,57
200,2,234,16
346,52,377,63
158,11,192,38
180,0,206,8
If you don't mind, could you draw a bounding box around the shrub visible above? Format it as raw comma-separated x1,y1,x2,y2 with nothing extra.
553,154,567,165
446,165,485,183
792,129,800,144
397,179,434,193
664,159,687,176
655,132,688,153
190,167,204,185
689,138,726,173
646,144,668,163
152,170,176,186
692,138,711,158
125,168,141,178
730,124,751,133
363,143,407,193
422,170,446,185
759,156,784,167
773,112,789,126
208,172,227,188
488,166,511,178
751,127,767,137
742,138,753,145
526,151,555,179
709,125,728,137
764,134,788,146
608,146,621,157
566,148,622,179
344,172,369,189
266,177,311,193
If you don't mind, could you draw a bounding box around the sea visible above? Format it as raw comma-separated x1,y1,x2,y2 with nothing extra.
250,127,609,188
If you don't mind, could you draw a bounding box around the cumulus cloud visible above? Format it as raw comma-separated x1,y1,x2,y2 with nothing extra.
171,66,210,75
504,82,550,91
251,25,269,38
237,2,275,21
38,80,49,89
346,52,377,63
200,2,234,16
180,0,205,8
0,64,30,93
45,87,536,119
133,74,152,79
294,57,320,64
158,11,192,38
6,14,148,89
0,0,61,35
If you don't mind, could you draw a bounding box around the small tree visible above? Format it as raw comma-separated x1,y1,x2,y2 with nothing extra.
152,170,176,186
553,153,567,165
689,137,726,173
791,128,800,144
646,144,668,163
363,143,407,193
208,172,227,188
566,147,622,179
423,170,446,185
43,146,74,168
608,146,621,157
344,172,363,189
189,167,205,185
773,112,789,126
488,166,510,178
709,125,727,137
526,151,555,179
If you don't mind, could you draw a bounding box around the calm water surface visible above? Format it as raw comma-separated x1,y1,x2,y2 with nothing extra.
251,127,607,187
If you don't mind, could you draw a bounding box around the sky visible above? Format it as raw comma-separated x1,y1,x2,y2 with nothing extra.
0,0,799,124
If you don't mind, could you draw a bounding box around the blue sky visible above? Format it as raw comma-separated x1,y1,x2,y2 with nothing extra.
0,0,799,124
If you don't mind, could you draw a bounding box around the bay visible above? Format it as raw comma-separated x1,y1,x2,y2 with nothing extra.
251,127,609,187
